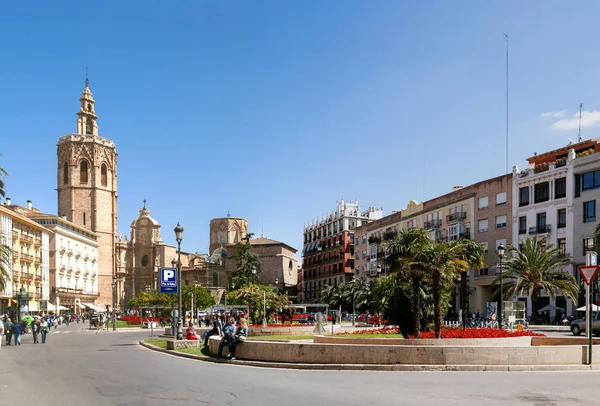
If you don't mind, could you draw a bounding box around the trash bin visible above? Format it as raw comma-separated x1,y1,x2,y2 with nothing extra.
516,324,523,332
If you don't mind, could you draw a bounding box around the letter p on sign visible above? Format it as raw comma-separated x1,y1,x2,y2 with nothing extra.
164,270,174,280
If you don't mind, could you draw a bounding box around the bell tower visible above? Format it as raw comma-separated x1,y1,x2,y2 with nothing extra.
56,77,118,307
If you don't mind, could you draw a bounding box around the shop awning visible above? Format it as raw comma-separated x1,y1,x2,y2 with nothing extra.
28,301,39,312
82,303,102,311
57,305,69,311
75,302,85,309
47,303,56,312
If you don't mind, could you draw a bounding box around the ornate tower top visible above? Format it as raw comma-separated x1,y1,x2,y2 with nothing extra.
76,75,99,136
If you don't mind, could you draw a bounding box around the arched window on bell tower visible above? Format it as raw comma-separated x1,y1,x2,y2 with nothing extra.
85,118,93,134
63,162,69,185
101,164,108,187
80,160,89,184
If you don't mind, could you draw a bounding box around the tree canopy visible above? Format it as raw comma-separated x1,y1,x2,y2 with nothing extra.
231,233,260,288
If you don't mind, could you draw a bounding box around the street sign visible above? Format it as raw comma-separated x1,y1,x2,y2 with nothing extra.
579,265,599,285
160,267,178,293
588,252,598,267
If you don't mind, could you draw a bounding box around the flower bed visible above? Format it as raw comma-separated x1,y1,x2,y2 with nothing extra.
336,326,545,338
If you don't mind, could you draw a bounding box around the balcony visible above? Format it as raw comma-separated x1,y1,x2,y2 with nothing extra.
35,272,42,280
20,235,33,245
529,225,552,235
67,248,73,256
75,251,81,258
84,252,90,260
368,236,381,245
34,238,41,247
518,228,527,235
459,231,471,240
446,212,467,223
12,251,19,260
425,219,442,229
21,253,34,263
383,230,398,240
12,231,18,240
34,256,41,265
21,272,34,280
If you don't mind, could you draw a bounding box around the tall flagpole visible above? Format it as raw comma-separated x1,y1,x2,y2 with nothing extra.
504,34,509,174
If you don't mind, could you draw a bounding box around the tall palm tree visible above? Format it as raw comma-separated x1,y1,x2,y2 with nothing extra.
455,238,486,328
385,228,431,338
494,237,578,325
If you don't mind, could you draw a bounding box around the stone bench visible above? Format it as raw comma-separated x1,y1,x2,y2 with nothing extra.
167,339,201,350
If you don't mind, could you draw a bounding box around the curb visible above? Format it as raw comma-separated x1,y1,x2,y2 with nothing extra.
137,341,600,372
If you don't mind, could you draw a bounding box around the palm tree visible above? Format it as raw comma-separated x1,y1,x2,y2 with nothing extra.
494,237,578,325
385,228,431,338
455,238,486,328
414,241,466,339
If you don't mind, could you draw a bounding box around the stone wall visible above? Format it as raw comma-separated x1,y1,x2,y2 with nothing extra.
314,336,532,347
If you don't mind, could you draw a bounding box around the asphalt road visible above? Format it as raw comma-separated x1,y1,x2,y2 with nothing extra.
0,322,599,406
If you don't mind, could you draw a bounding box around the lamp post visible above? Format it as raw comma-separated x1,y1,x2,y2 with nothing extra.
112,276,117,331
252,267,257,284
497,244,505,329
174,222,184,340
171,259,176,337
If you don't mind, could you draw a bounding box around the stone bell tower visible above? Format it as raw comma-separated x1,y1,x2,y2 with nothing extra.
56,77,118,307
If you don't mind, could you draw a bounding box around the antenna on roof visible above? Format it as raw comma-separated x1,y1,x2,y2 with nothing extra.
578,103,583,142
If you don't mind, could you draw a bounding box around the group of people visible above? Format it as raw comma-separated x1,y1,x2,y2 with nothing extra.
185,314,248,360
0,314,53,348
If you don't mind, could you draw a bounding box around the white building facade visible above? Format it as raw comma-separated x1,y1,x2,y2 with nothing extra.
512,149,576,317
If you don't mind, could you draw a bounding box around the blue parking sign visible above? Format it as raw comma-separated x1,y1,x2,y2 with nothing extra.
160,267,178,293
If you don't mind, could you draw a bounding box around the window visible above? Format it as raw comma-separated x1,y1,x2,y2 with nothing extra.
536,212,547,231
79,160,88,184
482,242,489,253
63,162,68,185
557,208,566,228
495,215,507,229
555,177,566,199
496,192,507,206
584,200,596,223
478,219,488,232
518,216,527,234
558,238,566,255
141,255,149,267
534,182,550,203
519,187,529,207
101,164,108,187
583,237,595,255
83,212,86,226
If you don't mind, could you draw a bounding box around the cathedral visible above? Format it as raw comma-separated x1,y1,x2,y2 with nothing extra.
55,79,298,310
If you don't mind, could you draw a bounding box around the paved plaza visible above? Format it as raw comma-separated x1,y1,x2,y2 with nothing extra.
0,323,598,405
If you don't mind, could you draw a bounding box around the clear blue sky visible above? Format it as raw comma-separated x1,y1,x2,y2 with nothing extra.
2,1,600,256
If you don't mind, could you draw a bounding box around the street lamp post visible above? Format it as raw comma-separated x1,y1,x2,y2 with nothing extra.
497,244,505,329
252,267,257,284
171,259,176,337
174,222,184,340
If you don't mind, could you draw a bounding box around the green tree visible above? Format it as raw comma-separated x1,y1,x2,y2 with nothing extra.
231,233,260,288
226,284,289,325
385,228,431,338
128,291,172,308
494,237,578,325
370,274,398,325
414,240,466,339
455,238,486,328
182,284,216,314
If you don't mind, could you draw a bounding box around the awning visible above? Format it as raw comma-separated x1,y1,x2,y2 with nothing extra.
47,303,56,312
28,301,39,312
57,305,69,311
82,303,102,311
75,302,85,309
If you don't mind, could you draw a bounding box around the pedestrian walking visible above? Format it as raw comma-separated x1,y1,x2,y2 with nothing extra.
11,322,22,346
40,318,48,344
0,318,4,350
32,317,40,344
4,318,12,345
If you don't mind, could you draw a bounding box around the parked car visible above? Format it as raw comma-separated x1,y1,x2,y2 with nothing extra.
570,312,600,336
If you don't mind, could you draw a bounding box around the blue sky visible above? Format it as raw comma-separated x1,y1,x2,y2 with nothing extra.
1,1,600,256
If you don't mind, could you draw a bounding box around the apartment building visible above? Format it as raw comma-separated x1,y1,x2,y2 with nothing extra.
511,139,600,317
0,200,51,314
6,200,101,312
302,198,382,303
571,142,600,304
